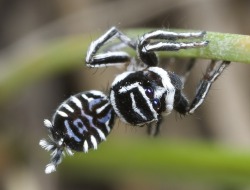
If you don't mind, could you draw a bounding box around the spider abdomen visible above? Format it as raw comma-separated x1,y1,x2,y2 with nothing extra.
40,91,115,173
51,91,115,151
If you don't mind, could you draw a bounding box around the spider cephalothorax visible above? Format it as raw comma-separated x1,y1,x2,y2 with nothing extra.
40,27,230,173
110,67,176,126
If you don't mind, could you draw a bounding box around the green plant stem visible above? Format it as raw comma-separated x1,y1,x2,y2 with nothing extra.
0,29,250,104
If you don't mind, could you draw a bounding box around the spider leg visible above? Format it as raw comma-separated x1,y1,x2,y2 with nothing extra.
188,60,230,114
86,27,136,68
140,30,207,42
145,41,208,52
147,115,162,136
137,30,208,67
180,58,196,84
173,60,230,115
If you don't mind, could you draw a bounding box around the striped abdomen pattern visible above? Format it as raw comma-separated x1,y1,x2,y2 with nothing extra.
51,90,115,152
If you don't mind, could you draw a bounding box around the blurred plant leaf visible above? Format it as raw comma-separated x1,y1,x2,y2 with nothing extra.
61,137,250,185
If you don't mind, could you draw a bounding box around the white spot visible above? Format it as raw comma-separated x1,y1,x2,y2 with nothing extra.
45,163,56,174
44,119,52,128
90,135,98,150
71,96,82,109
83,140,89,153
57,110,68,117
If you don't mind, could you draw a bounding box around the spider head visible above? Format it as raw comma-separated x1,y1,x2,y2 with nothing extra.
109,67,176,126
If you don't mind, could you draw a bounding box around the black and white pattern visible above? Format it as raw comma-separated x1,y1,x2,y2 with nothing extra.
85,27,230,134
40,27,230,174
40,91,114,173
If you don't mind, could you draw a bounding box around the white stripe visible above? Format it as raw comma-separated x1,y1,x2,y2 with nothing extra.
189,83,211,114
147,67,171,89
111,82,158,122
202,83,211,98
90,135,98,150
89,90,105,97
81,94,94,102
71,96,82,109
86,62,125,68
119,82,140,93
105,121,111,133
62,104,74,113
96,103,109,114
148,67,175,114
130,93,147,120
65,147,74,156
111,71,133,86
145,42,179,51
86,27,116,63
83,140,89,153
110,90,127,124
94,51,129,60
124,83,157,119
57,110,68,117
95,128,106,141
136,85,158,120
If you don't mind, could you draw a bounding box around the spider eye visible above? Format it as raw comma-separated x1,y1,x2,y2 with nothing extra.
145,86,154,99
152,98,161,111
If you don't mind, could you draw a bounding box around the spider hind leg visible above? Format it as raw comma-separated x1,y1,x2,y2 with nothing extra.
188,60,230,114
173,60,230,115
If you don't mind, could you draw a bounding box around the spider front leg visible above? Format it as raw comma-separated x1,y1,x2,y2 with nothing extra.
147,115,163,136
137,30,209,67
86,27,136,68
180,58,196,84
173,60,230,115
188,60,230,114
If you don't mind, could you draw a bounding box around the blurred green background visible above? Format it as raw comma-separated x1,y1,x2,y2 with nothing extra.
0,0,250,190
